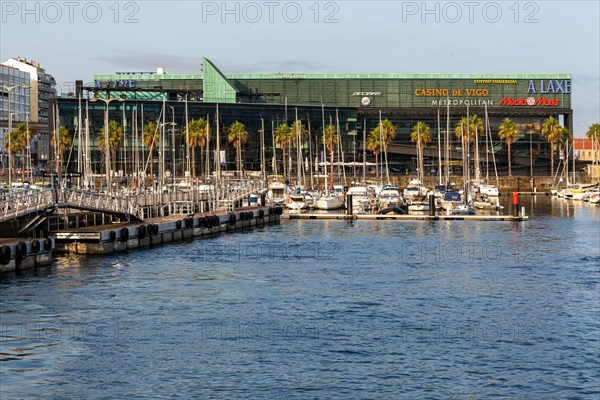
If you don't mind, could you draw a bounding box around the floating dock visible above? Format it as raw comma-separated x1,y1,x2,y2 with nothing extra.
0,237,54,274
283,213,528,221
52,206,283,255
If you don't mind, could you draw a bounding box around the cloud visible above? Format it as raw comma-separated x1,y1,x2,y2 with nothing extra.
92,51,202,73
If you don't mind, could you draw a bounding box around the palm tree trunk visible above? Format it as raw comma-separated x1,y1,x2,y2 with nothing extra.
508,143,512,177
550,141,555,177
112,150,117,184
192,146,196,180
149,153,154,183
283,147,287,178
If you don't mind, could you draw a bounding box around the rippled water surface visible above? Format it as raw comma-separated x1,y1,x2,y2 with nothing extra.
1,196,599,399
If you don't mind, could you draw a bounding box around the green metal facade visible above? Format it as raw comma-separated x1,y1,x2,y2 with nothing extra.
93,58,571,111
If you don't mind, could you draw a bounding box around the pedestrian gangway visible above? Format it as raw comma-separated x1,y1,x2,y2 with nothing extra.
0,188,144,224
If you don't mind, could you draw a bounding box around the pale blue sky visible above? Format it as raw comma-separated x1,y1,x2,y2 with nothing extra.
1,0,598,136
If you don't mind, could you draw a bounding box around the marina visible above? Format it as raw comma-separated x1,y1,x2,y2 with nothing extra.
0,195,598,399
1,12,599,396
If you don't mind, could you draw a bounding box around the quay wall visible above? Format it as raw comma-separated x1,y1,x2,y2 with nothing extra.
53,207,283,256
0,238,54,274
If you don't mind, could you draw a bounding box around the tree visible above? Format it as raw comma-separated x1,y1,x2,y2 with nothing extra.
557,127,572,167
227,120,248,174
498,118,520,176
542,116,563,176
51,125,71,178
323,124,338,188
587,123,600,164
274,123,290,178
185,118,208,179
369,119,395,181
142,121,159,179
366,129,381,178
5,122,32,179
410,122,432,178
98,120,123,177
290,120,308,147
454,115,483,144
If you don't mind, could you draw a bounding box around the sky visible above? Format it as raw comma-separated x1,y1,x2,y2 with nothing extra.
1,0,599,136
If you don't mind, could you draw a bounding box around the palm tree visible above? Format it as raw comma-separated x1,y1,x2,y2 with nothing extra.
498,118,520,176
368,119,395,180
366,129,381,178
98,120,123,177
542,116,563,176
323,123,338,188
5,122,31,179
51,125,71,178
290,120,308,147
410,122,432,178
274,123,290,178
558,127,572,168
380,119,396,182
185,118,208,179
587,123,600,164
142,121,159,179
227,121,248,174
454,115,483,144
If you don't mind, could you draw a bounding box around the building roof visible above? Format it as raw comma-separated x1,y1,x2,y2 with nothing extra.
573,138,596,150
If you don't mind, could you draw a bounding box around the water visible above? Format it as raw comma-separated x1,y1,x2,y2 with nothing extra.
1,197,599,399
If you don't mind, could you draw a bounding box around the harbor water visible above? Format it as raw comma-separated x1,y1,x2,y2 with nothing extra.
1,196,599,399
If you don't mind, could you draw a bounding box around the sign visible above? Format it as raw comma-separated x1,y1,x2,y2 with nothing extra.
361,97,371,106
95,80,135,89
499,97,560,106
527,80,571,94
352,92,382,96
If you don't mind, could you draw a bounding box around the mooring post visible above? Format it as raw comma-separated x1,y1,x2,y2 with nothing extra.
512,192,519,217
428,194,435,217
346,194,353,217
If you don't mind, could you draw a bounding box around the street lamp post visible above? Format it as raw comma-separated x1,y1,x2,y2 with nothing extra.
91,92,123,193
2,84,30,191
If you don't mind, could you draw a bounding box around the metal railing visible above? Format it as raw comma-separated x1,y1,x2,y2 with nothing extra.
0,179,265,223
0,188,55,222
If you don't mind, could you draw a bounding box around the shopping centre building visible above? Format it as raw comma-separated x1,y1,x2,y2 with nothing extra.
56,58,573,176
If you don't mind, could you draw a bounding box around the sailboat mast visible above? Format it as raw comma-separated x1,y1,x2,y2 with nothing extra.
77,91,82,180
271,120,277,177
362,116,366,184
437,108,442,185
308,116,314,189
379,110,384,185
321,102,327,192
445,98,450,186
329,115,334,191
295,108,301,187
261,117,266,183
216,104,221,185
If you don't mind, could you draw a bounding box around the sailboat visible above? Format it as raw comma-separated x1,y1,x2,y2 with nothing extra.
474,104,500,197
315,108,343,210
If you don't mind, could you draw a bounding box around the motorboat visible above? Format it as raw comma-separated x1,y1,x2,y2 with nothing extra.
347,186,370,212
268,181,287,205
379,184,403,209
473,193,504,210
476,183,500,197
286,193,307,210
